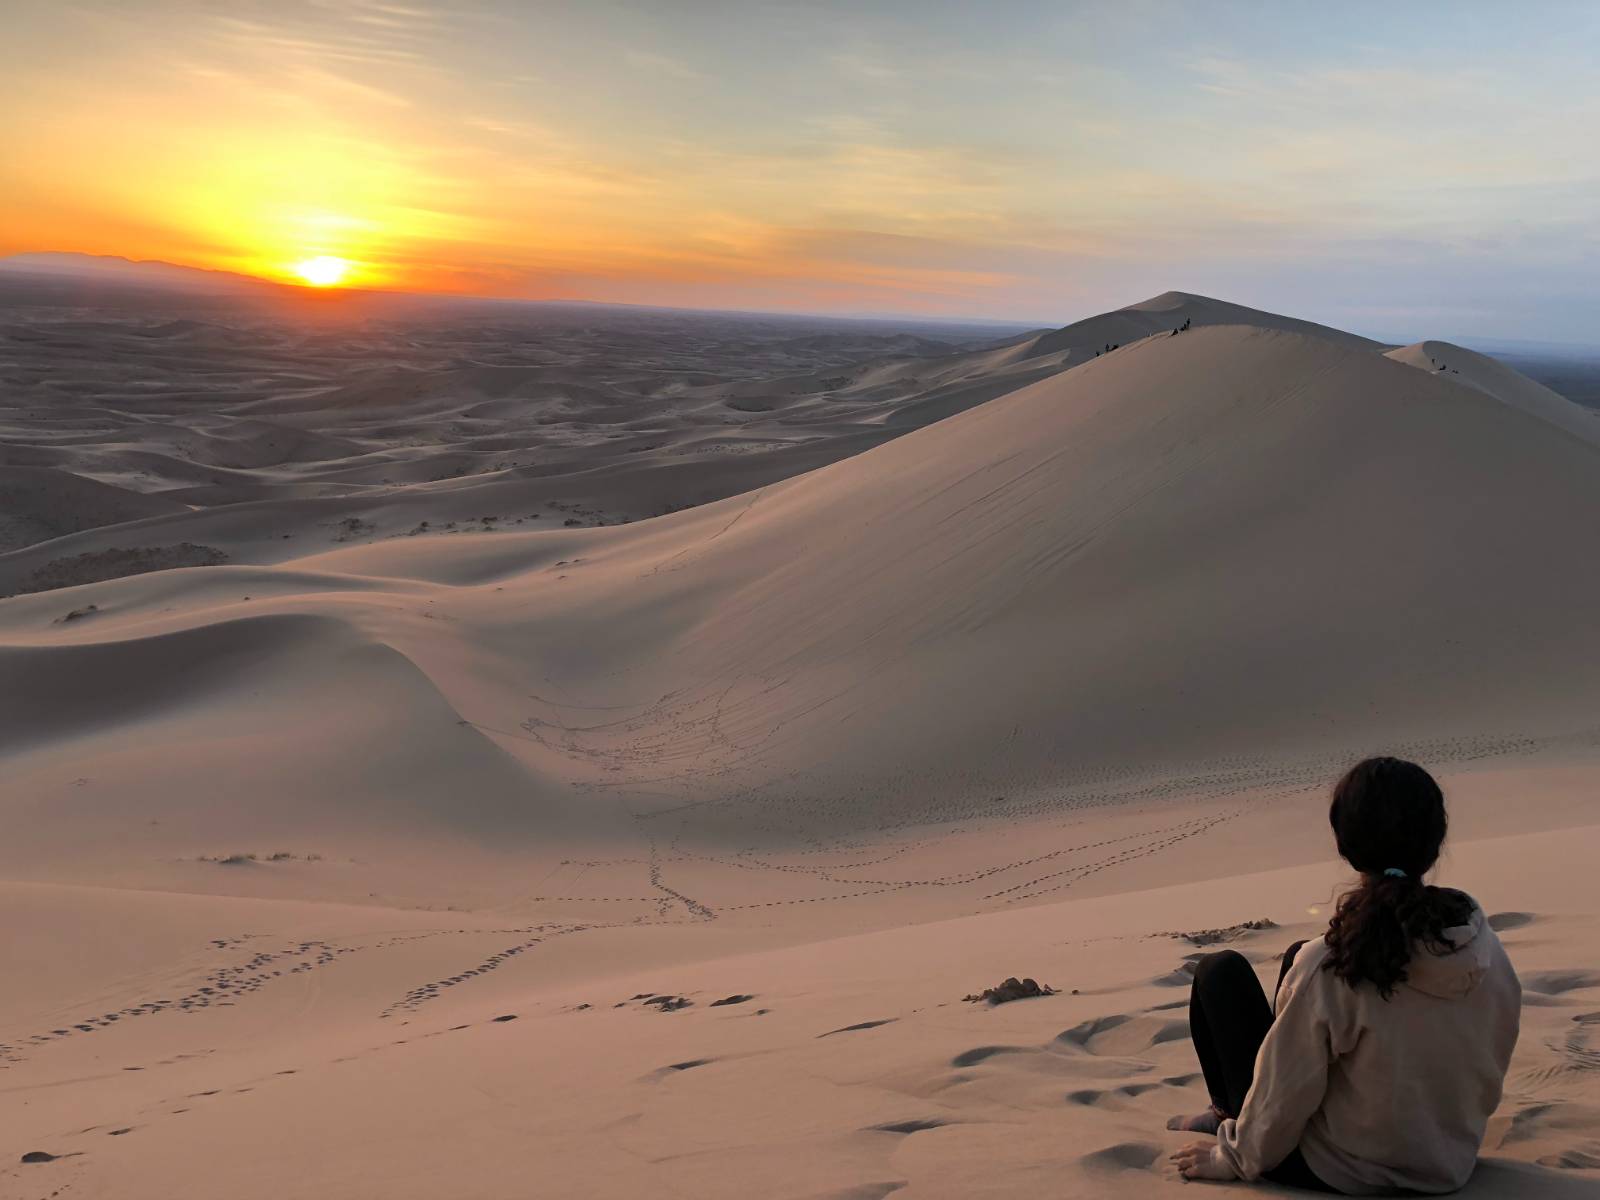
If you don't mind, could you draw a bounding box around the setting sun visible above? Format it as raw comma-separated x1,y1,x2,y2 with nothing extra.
293,255,350,287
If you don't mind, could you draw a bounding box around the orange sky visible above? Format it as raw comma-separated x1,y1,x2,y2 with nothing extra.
4,3,1598,332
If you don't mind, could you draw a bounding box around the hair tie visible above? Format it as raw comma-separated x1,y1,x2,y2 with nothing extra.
1382,867,1408,879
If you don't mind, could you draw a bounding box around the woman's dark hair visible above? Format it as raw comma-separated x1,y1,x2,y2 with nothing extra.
1322,756,1475,998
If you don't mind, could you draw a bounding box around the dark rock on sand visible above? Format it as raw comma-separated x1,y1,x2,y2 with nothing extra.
1169,918,1276,946
643,995,692,1012
964,977,1058,1005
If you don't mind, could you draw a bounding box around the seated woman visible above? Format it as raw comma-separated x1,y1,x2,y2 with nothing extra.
1168,757,1521,1193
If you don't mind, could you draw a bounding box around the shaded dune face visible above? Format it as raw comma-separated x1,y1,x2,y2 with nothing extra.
462,325,1600,830
0,467,190,554
1384,339,1600,447
4,313,1597,858
0,605,598,861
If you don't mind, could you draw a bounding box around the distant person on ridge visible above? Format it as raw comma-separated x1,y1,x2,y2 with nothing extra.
1167,757,1520,1193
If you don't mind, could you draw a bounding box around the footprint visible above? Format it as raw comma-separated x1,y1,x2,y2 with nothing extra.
1080,1141,1163,1174
1058,1014,1186,1057
809,1184,906,1200
869,1118,953,1134
819,1018,896,1038
1501,1100,1600,1146
1056,1014,1131,1048
1489,912,1535,932
1538,1146,1600,1170
1524,971,1600,996
1152,963,1198,987
950,1045,1027,1068
1065,1081,1164,1108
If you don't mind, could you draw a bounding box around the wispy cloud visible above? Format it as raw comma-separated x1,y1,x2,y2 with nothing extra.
622,48,703,81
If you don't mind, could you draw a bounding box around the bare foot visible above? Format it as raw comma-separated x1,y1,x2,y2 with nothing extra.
1166,1105,1224,1134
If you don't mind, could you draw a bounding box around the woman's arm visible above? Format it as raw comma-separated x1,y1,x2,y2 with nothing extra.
1211,971,1336,1180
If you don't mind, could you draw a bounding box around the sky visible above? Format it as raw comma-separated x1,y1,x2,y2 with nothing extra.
3,1,1599,338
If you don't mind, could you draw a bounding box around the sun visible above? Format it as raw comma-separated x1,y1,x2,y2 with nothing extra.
292,255,351,287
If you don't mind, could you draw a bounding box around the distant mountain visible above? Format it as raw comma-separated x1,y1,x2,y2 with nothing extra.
0,252,279,295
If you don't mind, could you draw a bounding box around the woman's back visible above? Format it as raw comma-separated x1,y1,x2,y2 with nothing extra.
1261,903,1522,1193
1173,758,1523,1192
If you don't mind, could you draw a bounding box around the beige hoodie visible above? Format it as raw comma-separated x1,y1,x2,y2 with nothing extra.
1215,906,1520,1194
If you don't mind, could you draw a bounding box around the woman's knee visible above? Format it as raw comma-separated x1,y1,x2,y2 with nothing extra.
1192,948,1254,990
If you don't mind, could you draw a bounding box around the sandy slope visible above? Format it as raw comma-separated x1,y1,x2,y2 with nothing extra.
4,803,1600,1199
3,294,1600,1197
0,466,189,554
1385,340,1600,446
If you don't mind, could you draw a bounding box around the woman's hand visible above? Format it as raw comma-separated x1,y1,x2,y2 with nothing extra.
1170,1140,1240,1182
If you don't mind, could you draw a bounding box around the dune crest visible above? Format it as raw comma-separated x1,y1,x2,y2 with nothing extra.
1385,339,1600,445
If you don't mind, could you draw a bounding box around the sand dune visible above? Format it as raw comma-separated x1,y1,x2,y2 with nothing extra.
1386,339,1600,445
465,325,1598,825
0,466,189,554
3,289,1599,1197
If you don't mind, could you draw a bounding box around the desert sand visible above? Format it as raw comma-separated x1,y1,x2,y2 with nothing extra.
3,286,1599,1199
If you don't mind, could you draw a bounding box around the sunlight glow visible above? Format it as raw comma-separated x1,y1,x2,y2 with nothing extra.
293,255,351,287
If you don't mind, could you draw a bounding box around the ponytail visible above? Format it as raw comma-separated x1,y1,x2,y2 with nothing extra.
1323,871,1471,998
1320,757,1474,999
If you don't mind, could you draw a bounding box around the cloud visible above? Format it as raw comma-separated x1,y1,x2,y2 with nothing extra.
622,49,704,81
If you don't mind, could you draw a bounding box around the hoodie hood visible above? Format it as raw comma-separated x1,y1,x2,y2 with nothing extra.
1403,906,1491,999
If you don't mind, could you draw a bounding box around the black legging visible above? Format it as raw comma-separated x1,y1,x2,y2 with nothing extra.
1189,941,1336,1192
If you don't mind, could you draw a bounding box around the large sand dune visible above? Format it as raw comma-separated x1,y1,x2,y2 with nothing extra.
3,289,1599,1198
